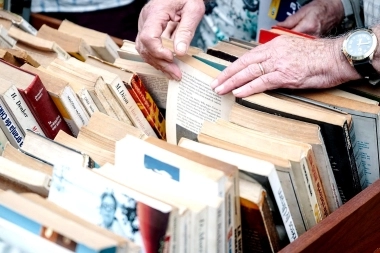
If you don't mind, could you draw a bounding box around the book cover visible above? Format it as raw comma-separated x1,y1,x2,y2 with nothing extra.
258,26,316,44
0,59,72,139
49,163,174,253
240,93,362,203
128,74,166,140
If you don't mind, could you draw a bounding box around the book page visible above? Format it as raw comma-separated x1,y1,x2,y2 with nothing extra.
139,75,168,109
166,57,235,144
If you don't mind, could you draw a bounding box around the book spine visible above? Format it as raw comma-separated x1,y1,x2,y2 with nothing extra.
17,76,72,139
51,43,71,61
0,100,24,148
306,151,330,219
50,92,78,137
240,197,273,253
348,121,367,188
107,77,148,128
232,171,242,253
3,85,45,136
17,18,38,36
129,74,166,140
225,182,236,253
194,206,207,253
343,121,362,195
57,86,90,136
77,89,100,116
268,170,298,242
0,26,16,47
178,210,191,253
0,124,9,154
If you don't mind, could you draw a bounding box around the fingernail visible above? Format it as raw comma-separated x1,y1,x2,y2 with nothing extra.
172,74,181,81
214,85,224,94
210,79,219,89
176,42,187,54
232,87,243,95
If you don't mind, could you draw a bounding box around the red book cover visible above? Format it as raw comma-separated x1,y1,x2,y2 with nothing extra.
0,59,72,139
259,26,316,44
127,74,166,140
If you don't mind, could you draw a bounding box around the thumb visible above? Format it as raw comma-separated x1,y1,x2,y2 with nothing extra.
277,14,302,29
173,3,205,56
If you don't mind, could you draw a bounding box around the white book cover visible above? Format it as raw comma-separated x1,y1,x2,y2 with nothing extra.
2,84,45,136
0,98,24,148
49,163,176,253
179,138,300,242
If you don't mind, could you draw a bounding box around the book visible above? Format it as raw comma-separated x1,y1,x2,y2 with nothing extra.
0,24,16,48
165,54,235,144
114,58,169,109
22,193,141,253
65,57,160,137
13,41,61,68
117,39,143,62
206,40,249,62
178,137,301,242
0,215,73,253
85,111,147,141
0,17,13,30
96,163,192,253
0,9,37,35
115,134,226,253
5,48,40,67
202,120,330,229
49,163,177,253
8,26,70,60
229,103,342,212
239,176,280,253
2,141,53,176
37,24,97,61
0,76,45,137
0,48,20,67
85,56,166,140
42,64,102,116
20,64,90,137
239,92,362,204
21,129,98,169
0,59,72,139
0,156,50,197
0,124,8,154
96,162,222,253
258,26,315,44
146,136,241,253
282,89,380,189
58,19,119,63
54,130,115,166
50,58,132,125
0,190,122,253
0,94,24,148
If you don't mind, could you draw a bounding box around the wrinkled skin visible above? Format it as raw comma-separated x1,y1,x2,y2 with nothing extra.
135,0,205,81
277,0,345,37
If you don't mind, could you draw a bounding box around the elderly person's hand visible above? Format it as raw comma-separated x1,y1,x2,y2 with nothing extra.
135,0,205,81
277,0,345,36
210,35,361,97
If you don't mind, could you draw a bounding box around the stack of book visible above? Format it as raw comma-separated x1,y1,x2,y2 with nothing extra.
0,9,380,253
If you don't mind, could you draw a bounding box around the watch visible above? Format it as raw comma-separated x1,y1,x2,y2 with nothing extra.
342,28,380,85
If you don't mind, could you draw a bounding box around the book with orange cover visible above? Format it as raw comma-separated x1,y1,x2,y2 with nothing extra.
259,26,316,44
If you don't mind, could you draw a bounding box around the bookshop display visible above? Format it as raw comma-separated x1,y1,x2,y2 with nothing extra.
0,7,379,253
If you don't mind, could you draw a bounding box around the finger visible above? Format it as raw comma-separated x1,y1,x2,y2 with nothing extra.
277,13,303,29
232,72,280,97
173,3,205,55
211,48,269,89
140,50,182,80
214,62,266,95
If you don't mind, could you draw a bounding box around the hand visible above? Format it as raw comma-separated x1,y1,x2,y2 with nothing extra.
276,0,344,36
135,0,205,80
210,36,361,97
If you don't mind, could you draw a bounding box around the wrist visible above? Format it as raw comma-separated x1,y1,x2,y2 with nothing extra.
331,36,362,83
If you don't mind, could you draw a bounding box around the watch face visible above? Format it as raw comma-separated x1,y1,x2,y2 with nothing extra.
345,30,376,58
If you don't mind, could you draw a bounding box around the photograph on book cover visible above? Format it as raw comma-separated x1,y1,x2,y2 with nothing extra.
50,164,171,253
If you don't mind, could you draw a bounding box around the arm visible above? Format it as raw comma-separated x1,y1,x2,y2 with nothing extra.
277,0,345,36
211,25,380,98
135,0,205,81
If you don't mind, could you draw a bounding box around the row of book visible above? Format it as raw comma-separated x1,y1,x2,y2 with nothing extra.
0,8,380,253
